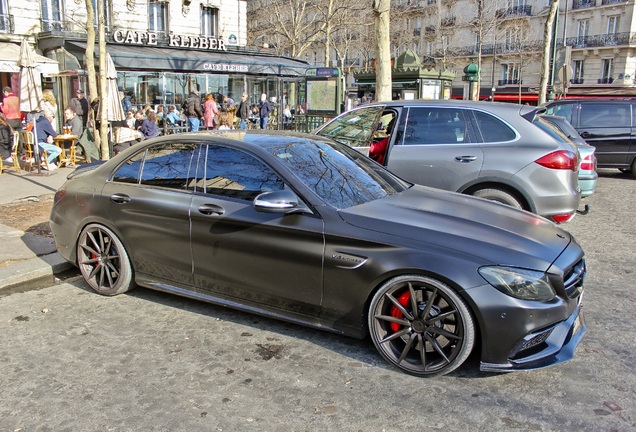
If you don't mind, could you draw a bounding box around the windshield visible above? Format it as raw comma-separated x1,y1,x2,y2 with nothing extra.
316,106,384,148
265,137,409,209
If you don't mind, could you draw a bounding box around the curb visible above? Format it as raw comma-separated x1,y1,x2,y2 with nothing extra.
0,252,74,293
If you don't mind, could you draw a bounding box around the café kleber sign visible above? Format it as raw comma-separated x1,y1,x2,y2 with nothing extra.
113,29,228,52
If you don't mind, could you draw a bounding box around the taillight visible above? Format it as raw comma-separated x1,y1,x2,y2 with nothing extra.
579,154,596,171
552,213,576,224
54,189,66,205
535,150,578,172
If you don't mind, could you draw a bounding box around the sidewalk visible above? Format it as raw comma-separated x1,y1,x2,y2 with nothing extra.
0,167,76,292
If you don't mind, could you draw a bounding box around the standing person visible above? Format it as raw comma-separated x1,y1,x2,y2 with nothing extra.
237,92,249,130
35,113,62,170
184,87,203,132
42,89,58,132
63,107,83,137
69,89,89,128
0,114,13,163
258,93,271,130
0,87,21,130
203,93,219,130
121,91,133,113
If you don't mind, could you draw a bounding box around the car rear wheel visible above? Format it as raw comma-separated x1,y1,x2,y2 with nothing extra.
368,275,475,377
472,188,523,209
77,223,135,296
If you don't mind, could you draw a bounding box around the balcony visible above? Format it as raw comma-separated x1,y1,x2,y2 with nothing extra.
564,32,636,48
570,78,585,84
413,28,421,36
495,5,532,19
597,77,614,84
572,0,596,9
441,16,456,27
0,14,13,33
425,26,436,35
498,79,522,86
601,0,625,4
40,19,68,32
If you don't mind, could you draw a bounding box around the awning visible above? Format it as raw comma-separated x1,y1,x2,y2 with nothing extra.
0,42,59,75
66,41,309,77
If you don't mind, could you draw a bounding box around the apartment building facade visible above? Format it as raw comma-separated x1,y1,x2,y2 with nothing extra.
0,0,308,118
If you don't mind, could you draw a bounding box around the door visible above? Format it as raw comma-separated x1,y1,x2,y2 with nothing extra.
103,142,199,286
189,144,324,317
386,106,483,191
315,105,384,150
576,102,630,168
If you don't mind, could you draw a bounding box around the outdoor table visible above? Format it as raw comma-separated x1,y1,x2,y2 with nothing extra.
52,134,79,167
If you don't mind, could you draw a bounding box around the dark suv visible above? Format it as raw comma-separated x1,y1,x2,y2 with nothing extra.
544,99,636,176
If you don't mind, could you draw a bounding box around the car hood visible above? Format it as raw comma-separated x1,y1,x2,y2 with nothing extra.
339,186,571,271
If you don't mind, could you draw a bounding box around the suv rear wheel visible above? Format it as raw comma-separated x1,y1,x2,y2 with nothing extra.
472,188,523,209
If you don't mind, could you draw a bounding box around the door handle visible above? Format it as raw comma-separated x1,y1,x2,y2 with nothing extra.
579,132,592,138
198,204,225,216
455,156,477,162
110,193,131,204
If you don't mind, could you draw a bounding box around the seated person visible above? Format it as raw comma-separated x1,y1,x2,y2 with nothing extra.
63,107,83,137
369,117,395,165
140,110,161,139
35,113,62,170
165,105,181,125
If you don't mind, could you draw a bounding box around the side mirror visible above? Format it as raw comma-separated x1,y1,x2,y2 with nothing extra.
253,189,313,215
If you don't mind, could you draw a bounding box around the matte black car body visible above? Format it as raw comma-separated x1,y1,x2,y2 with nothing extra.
50,131,586,376
544,98,636,176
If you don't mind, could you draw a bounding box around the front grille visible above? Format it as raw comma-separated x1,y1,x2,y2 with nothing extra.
563,258,585,299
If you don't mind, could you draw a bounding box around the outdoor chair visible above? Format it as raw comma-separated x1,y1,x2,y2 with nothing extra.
0,131,21,174
20,130,50,172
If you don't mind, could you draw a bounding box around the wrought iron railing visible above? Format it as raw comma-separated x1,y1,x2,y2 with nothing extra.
495,5,532,19
498,79,522,86
570,78,585,84
451,40,542,56
562,32,636,48
572,0,596,9
40,19,68,32
441,16,456,27
0,14,14,33
601,0,624,4
597,77,614,84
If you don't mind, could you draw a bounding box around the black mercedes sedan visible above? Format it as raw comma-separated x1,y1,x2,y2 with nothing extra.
50,131,587,377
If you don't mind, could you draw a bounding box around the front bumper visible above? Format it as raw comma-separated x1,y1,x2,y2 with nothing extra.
480,298,586,372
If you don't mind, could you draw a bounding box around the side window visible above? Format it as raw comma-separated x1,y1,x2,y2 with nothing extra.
139,143,199,190
472,111,517,142
403,107,467,145
112,150,145,184
579,104,630,128
201,145,285,201
546,104,574,122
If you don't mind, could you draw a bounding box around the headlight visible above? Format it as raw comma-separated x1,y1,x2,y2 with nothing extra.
479,266,556,301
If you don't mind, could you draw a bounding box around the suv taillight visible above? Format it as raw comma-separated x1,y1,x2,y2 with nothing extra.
579,154,596,171
535,150,578,172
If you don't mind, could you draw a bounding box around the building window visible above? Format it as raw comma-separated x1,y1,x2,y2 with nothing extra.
500,63,520,85
149,0,168,34
599,58,613,84
0,0,12,33
201,6,218,36
572,59,584,84
575,19,588,46
92,0,111,29
41,0,63,31
606,16,619,45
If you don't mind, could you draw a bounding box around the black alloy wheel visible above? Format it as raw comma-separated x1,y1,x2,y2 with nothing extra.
77,224,135,296
368,275,475,377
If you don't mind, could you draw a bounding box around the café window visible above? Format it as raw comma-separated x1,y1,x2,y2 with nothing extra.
148,0,168,34
201,6,218,36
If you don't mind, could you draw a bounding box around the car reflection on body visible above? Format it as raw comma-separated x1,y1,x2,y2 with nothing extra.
50,131,587,377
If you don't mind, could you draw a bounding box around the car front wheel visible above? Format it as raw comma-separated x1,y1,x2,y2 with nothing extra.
77,223,135,296
368,275,475,377
472,188,523,209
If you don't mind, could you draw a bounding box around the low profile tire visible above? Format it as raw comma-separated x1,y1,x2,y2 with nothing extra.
472,188,523,209
368,275,475,377
77,223,135,296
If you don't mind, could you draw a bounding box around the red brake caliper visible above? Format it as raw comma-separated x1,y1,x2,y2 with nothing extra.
390,291,411,332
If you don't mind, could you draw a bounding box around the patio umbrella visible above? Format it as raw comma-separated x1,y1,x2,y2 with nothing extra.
18,39,44,174
103,53,125,121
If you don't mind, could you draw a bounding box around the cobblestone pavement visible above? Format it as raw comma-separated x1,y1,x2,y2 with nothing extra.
0,170,634,432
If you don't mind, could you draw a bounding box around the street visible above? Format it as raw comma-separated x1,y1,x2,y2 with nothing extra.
0,170,634,432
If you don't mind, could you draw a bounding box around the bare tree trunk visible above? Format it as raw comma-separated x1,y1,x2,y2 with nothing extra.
539,0,559,105
98,0,109,160
84,0,97,100
373,0,391,102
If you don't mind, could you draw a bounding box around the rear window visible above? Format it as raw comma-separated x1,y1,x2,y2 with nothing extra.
579,103,630,128
545,104,574,122
472,111,517,142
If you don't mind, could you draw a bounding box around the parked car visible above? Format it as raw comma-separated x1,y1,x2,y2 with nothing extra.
536,115,597,197
50,131,587,377
544,98,636,176
315,101,582,223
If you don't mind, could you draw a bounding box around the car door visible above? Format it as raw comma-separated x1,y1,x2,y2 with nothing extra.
315,105,385,152
103,142,199,287
386,106,483,191
576,102,630,167
189,143,324,317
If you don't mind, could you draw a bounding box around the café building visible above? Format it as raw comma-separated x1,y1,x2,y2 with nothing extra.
36,29,309,124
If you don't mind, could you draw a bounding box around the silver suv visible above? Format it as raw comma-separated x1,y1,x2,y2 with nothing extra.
315,100,582,223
